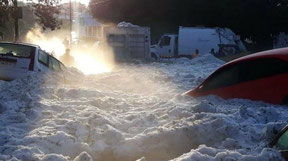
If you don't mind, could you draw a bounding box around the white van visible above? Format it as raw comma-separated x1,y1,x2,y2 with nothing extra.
151,27,247,59
0,42,65,80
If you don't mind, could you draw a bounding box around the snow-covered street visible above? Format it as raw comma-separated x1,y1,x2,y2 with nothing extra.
0,55,286,161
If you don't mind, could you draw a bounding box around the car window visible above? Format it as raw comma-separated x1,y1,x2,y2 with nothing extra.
200,57,288,91
0,43,34,58
276,130,288,150
200,64,241,91
160,36,171,46
38,50,49,66
240,58,288,82
49,56,61,72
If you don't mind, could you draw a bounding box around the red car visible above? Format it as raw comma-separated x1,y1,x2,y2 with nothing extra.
185,48,288,104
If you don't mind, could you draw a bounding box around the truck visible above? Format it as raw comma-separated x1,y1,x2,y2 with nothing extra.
103,25,151,62
150,26,247,59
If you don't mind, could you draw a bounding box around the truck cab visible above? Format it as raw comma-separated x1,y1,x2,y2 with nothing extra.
151,34,178,59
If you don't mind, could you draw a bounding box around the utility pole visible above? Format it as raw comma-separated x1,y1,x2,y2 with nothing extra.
69,0,72,48
14,0,19,42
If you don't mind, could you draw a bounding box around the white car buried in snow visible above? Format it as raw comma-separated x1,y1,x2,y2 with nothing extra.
0,42,65,81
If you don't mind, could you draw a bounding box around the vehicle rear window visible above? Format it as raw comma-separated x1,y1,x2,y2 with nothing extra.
0,43,34,58
200,57,288,91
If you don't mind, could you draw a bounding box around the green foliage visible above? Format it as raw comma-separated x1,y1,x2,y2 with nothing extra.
89,0,288,50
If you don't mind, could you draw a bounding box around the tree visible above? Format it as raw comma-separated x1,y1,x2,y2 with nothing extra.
33,0,62,31
0,0,62,31
0,0,10,27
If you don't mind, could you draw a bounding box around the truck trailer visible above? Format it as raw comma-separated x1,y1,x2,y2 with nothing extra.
103,26,151,62
151,27,247,59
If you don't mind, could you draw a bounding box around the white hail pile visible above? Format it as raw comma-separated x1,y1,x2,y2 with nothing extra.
0,55,286,161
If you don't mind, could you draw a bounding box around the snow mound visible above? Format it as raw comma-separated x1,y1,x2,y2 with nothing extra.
171,145,282,161
0,56,287,161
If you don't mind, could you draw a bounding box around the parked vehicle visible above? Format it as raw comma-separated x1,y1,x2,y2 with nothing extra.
269,123,288,160
103,26,151,62
184,47,288,104
0,42,65,80
151,26,247,59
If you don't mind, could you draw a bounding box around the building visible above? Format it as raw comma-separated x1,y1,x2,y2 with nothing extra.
77,12,103,42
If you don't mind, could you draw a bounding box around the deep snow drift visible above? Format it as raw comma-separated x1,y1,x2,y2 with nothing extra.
0,55,286,161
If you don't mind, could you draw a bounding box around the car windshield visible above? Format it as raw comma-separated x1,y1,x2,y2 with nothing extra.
0,43,34,58
277,130,288,150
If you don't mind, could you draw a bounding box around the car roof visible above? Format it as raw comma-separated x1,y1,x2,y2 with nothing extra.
0,42,40,48
197,47,288,89
210,47,288,77
224,47,288,67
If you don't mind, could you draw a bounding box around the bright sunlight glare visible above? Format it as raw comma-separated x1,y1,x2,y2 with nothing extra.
71,52,112,75
25,27,114,75
25,27,66,58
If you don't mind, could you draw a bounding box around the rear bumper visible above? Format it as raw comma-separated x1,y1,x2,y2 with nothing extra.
0,68,29,81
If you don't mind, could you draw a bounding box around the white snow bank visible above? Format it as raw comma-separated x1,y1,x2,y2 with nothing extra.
171,145,282,161
0,55,286,161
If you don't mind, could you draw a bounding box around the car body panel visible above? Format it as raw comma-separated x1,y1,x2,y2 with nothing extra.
188,73,288,104
185,47,288,104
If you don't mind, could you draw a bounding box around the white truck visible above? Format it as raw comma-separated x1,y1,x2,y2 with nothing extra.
103,25,151,62
151,26,247,59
